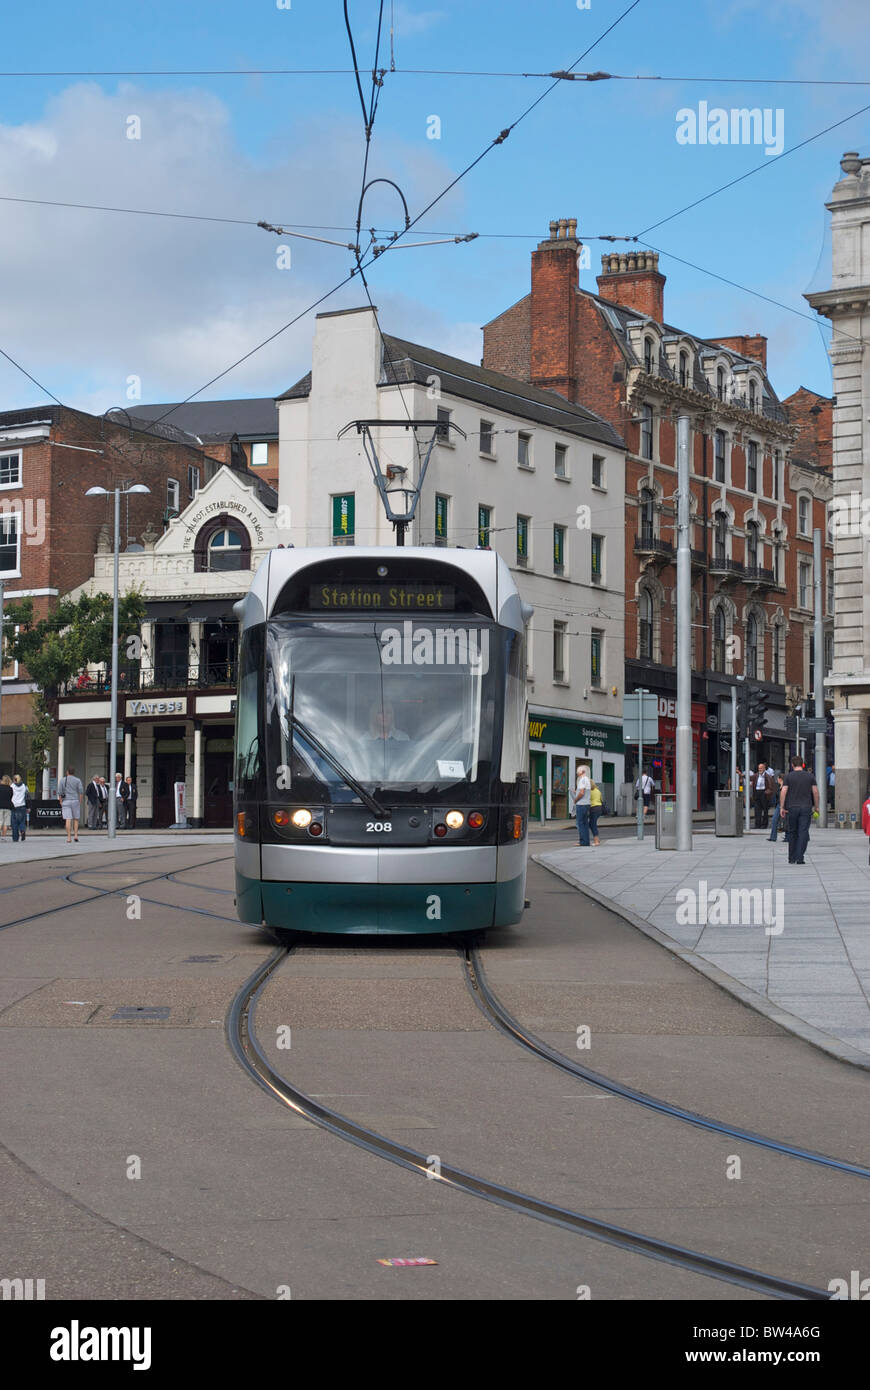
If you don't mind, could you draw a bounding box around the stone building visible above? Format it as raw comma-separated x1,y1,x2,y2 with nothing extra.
806,151,870,821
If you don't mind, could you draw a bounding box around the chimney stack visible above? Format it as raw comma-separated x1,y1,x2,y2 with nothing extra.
529,217,581,399
713,334,768,370
596,250,665,322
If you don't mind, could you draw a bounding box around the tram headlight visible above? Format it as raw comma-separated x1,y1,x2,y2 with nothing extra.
445,810,464,830
291,809,313,828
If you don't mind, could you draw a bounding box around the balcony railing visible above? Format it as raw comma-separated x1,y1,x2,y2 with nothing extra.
743,564,776,586
61,663,237,697
709,556,745,577
634,533,674,558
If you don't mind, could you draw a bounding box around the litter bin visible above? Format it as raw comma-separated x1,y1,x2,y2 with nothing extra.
714,790,743,837
655,794,678,850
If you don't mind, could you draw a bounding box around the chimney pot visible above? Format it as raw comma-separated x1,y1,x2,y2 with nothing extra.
558,218,568,239
549,219,558,239
567,217,577,239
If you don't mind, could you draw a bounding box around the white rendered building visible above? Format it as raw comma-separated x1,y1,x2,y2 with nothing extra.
277,307,627,816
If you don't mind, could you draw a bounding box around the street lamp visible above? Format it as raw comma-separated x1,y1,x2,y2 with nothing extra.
84,483,150,838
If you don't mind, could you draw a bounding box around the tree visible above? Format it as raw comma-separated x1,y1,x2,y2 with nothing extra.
5,590,146,700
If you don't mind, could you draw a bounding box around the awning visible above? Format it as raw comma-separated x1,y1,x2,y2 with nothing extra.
144,598,242,623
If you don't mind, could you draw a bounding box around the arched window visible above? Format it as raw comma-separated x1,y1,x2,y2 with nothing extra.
714,513,727,563
746,520,758,570
208,527,247,571
639,590,653,660
772,623,782,684
748,379,757,411
644,338,654,374
679,350,688,387
640,487,655,542
713,607,726,672
716,365,726,400
798,495,810,536
193,514,252,573
746,613,759,679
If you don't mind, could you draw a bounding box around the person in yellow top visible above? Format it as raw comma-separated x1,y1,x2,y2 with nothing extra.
588,780,604,846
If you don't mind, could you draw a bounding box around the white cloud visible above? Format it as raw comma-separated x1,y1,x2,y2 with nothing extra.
0,82,466,414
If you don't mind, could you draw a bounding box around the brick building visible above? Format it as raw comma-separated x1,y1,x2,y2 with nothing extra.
131,398,279,487
483,220,832,803
0,403,263,779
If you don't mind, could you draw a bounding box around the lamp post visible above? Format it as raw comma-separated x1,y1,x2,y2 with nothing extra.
84,483,150,838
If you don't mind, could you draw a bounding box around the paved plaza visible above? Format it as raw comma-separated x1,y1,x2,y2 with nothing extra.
536,826,870,1067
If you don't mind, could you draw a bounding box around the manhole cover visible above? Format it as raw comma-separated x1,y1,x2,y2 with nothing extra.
111,1006,171,1021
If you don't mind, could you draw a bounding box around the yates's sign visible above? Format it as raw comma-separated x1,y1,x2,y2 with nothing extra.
126,698,187,717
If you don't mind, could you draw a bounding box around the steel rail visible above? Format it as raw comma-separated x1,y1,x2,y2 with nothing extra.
226,947,829,1301
463,945,870,1181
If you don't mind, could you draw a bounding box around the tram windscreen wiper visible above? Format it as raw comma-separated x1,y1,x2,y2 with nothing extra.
288,711,388,819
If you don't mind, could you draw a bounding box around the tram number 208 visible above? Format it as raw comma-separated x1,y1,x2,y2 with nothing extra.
366,821,393,833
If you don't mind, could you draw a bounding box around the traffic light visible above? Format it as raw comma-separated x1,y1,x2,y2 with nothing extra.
748,687,769,740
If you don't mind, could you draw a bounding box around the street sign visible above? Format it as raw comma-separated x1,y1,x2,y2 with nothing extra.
623,691,659,744
799,718,828,734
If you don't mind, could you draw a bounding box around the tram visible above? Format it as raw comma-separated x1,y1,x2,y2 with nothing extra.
233,547,530,935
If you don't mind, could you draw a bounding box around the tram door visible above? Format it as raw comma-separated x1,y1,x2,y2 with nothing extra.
204,730,234,827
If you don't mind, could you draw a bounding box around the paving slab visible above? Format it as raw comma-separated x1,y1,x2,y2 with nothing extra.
535,826,870,1065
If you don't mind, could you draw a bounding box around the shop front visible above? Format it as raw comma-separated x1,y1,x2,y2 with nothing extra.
623,696,708,811
528,713,624,820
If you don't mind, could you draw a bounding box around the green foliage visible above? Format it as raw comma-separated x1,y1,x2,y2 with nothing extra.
5,590,146,701
23,694,53,778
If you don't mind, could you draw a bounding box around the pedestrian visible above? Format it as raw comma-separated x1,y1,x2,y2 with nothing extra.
780,755,819,865
85,775,101,830
768,772,786,842
57,767,84,843
752,761,776,830
827,764,836,812
125,775,138,830
10,775,28,843
727,765,744,794
863,787,870,864
571,764,592,846
635,768,654,816
114,772,130,829
97,777,108,827
0,775,12,842
589,778,603,846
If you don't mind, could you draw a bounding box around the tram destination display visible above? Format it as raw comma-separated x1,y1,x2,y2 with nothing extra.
310,582,458,611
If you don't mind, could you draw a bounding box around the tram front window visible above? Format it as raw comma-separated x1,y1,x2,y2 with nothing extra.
265,620,501,800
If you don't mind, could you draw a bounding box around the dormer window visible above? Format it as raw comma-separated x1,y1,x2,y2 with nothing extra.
748,379,758,412
716,366,726,400
679,351,688,387
644,338,654,374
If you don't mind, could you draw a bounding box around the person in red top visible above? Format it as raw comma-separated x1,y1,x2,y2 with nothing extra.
862,791,870,862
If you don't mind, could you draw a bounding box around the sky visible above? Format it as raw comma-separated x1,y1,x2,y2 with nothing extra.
0,0,868,420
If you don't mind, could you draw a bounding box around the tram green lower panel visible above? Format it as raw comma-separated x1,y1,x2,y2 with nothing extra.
250,874,525,935
235,870,264,924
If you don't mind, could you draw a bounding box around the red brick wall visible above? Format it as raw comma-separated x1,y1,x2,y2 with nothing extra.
482,296,531,382
595,268,665,321
713,335,768,369
783,387,832,469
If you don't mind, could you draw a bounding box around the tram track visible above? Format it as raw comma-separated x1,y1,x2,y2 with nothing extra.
0,852,234,934
461,943,870,1181
226,944,831,1301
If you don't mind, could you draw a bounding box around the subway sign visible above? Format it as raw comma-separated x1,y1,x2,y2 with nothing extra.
528,716,622,752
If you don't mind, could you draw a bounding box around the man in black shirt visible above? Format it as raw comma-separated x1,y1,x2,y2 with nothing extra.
780,755,819,865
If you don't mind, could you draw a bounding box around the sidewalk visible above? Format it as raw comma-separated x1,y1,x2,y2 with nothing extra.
534,825,870,1067
0,830,232,864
